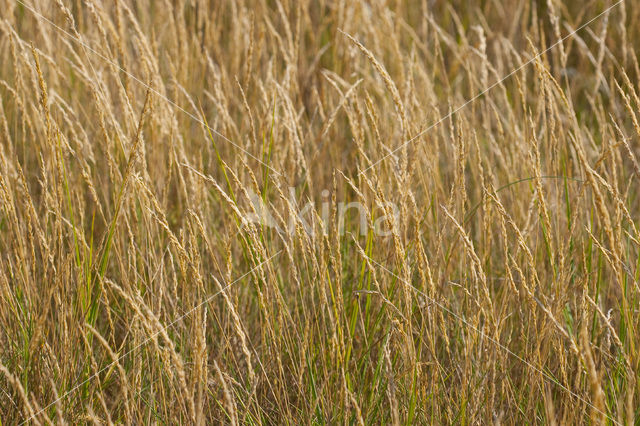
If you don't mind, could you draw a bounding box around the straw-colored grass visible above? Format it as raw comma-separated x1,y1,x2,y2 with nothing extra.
1,0,640,424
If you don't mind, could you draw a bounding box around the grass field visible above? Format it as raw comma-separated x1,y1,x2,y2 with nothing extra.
1,0,640,424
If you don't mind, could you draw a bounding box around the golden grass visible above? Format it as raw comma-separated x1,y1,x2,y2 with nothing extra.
1,0,640,423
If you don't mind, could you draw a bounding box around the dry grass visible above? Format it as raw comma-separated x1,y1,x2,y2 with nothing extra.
1,0,640,424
